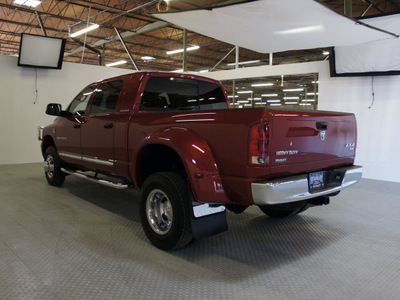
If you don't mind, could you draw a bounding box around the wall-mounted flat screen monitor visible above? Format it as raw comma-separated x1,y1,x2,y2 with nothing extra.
329,13,400,77
329,41,400,77
18,33,66,69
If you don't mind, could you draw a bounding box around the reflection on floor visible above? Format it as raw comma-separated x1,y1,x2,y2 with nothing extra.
1,163,399,299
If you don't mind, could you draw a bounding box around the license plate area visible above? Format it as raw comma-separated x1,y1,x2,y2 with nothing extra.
308,171,325,191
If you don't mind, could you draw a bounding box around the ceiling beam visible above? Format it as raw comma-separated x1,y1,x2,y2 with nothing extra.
64,20,169,57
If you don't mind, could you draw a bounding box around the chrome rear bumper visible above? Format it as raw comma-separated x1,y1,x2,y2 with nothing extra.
251,165,362,206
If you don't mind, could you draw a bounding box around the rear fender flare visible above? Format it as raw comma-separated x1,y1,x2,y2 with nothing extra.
136,127,230,204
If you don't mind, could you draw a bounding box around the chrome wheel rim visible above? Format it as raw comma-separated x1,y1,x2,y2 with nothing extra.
146,189,173,235
44,155,55,179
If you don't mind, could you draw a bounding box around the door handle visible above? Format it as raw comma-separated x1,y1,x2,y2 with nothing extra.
316,122,328,130
104,123,114,129
73,124,81,129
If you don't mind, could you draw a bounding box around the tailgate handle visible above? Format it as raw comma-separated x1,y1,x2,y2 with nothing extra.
316,122,328,130
104,122,114,129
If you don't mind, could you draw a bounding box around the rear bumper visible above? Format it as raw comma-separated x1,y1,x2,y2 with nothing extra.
251,165,362,206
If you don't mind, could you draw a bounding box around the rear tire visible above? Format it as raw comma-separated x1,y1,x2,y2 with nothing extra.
140,172,193,250
44,146,65,186
259,201,307,218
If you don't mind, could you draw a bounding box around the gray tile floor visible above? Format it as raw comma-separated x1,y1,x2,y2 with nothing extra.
1,163,399,300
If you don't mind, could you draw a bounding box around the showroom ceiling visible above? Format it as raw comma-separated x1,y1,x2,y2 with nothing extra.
1,0,399,72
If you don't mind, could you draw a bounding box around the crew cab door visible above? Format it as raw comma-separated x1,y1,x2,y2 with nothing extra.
80,80,124,175
56,84,97,167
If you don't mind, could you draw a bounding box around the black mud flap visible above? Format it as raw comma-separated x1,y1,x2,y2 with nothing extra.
189,202,228,240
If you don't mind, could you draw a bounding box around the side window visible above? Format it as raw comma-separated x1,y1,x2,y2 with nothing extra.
140,77,198,111
89,80,124,115
67,85,97,115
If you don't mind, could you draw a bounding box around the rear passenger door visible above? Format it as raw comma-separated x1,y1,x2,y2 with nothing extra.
80,80,124,175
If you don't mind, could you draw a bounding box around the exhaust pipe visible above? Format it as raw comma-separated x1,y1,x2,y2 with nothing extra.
307,196,330,206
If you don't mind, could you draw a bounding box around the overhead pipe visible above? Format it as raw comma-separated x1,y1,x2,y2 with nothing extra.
235,45,239,69
344,0,352,17
70,37,101,65
35,11,47,36
114,27,140,71
183,29,187,72
209,46,236,72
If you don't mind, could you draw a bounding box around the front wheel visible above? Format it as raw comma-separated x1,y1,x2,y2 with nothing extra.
140,172,193,250
44,146,65,186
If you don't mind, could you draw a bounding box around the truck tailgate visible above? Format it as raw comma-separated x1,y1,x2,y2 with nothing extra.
269,110,357,168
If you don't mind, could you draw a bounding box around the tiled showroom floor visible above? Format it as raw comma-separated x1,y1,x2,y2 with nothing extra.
1,163,399,300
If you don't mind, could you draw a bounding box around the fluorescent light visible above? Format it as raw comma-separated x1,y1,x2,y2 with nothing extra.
255,102,267,105
262,93,278,97
312,81,319,83
251,83,274,87
70,24,99,38
199,70,209,73
228,95,239,98
253,97,261,100
323,51,330,55
285,101,298,105
237,100,249,104
105,60,127,67
270,103,282,106
283,88,303,92
142,56,155,60
13,0,41,7
267,99,281,103
307,92,319,96
284,96,299,100
244,104,252,107
166,46,200,55
237,90,253,94
227,60,261,66
302,99,315,102
275,25,323,35
300,103,312,106
172,69,184,73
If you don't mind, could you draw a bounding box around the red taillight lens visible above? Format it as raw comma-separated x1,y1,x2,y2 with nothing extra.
249,122,270,165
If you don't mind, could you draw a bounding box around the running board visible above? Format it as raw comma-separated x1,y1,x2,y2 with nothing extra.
61,168,131,189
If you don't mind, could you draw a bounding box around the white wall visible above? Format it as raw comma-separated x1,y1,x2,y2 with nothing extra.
318,62,400,183
205,61,400,183
1,54,400,183
0,55,132,165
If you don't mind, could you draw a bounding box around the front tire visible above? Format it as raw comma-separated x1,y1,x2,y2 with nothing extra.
140,172,193,250
44,146,65,186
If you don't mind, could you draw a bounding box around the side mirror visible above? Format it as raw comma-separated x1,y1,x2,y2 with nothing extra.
46,103,62,116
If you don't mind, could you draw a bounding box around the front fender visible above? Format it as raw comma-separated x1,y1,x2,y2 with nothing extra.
137,127,230,204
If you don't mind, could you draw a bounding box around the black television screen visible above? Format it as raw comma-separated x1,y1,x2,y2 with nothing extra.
18,33,66,69
329,13,400,77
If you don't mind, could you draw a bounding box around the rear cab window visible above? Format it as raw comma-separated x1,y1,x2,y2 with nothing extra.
140,77,228,111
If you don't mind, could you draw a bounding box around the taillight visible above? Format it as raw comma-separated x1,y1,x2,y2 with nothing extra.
249,122,270,165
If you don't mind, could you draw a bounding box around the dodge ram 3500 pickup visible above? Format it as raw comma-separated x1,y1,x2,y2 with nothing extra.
39,72,362,250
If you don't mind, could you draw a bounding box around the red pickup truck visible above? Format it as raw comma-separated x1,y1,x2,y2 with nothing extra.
39,72,362,250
